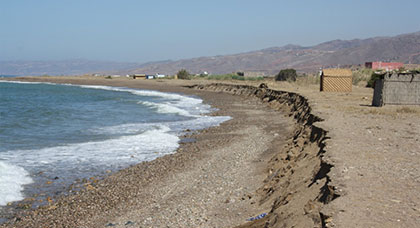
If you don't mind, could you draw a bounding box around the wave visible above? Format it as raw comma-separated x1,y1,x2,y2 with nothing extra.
0,82,231,207
138,101,194,117
0,80,56,85
0,162,33,206
77,85,210,117
2,125,179,167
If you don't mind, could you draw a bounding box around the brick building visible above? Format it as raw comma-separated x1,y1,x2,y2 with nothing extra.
365,61,404,71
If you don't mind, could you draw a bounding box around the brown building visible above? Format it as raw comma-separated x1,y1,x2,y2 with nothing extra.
365,62,403,71
132,74,146,79
320,69,353,92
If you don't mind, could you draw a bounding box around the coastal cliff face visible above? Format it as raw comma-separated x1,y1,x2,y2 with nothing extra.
191,83,337,228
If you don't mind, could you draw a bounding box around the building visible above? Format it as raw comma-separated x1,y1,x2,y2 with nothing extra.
365,62,404,71
236,70,269,78
372,72,420,106
132,74,146,79
320,68,353,92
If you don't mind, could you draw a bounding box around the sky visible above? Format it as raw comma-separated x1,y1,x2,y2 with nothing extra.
1,0,420,63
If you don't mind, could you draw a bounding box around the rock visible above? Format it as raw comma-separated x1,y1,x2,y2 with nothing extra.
125,221,135,226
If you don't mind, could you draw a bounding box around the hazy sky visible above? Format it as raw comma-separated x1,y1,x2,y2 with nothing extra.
1,0,420,63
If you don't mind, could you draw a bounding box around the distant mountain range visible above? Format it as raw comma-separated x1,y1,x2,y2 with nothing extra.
2,31,420,76
0,60,143,76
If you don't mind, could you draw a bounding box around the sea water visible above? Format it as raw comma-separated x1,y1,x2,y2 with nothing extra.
0,81,230,207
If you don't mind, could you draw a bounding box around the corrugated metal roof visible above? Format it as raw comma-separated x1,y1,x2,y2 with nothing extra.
322,68,352,77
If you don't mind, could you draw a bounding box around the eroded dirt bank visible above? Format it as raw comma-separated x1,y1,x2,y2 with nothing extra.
191,83,338,227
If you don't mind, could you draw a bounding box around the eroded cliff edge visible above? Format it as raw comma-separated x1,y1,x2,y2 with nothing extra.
191,83,338,228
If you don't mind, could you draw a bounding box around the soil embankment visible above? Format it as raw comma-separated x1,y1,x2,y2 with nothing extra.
192,83,338,227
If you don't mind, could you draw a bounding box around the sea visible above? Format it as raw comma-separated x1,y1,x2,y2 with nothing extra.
0,81,230,208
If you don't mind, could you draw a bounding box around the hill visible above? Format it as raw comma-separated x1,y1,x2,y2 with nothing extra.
0,60,142,76
123,31,420,75
2,31,420,76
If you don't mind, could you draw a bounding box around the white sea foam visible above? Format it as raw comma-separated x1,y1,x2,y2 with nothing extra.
0,80,56,85
89,115,231,137
138,101,194,116
77,85,210,116
2,126,179,167
0,125,179,206
0,82,231,207
0,162,33,206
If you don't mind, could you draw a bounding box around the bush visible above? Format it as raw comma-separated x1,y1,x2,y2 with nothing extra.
177,69,190,80
275,69,297,81
367,72,383,88
202,74,262,81
245,76,264,81
231,75,245,80
352,68,372,85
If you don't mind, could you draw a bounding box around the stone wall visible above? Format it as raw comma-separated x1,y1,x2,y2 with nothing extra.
373,73,420,106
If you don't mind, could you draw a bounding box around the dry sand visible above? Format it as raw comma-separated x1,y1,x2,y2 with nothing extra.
1,76,419,227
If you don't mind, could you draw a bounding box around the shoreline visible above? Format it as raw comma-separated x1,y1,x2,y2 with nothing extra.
0,79,230,219
2,76,419,227
1,77,298,227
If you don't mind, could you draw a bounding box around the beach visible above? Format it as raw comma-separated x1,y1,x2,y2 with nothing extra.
1,76,419,227
0,77,295,227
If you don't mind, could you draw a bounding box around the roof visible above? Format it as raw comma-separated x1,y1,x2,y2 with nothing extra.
322,68,352,77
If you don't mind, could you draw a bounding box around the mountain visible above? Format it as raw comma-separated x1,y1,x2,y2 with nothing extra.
2,31,420,76
122,31,420,75
0,59,143,76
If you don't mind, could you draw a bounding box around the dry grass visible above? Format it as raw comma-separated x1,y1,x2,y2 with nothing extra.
295,74,320,86
396,107,420,114
363,106,420,117
352,69,373,86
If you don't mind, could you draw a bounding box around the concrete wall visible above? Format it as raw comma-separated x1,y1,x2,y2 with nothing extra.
243,71,268,77
372,73,420,106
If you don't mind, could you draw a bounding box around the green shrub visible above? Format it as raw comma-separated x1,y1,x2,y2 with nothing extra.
352,69,372,85
275,69,297,81
367,72,383,88
231,75,245,80
203,74,262,81
206,74,237,80
177,69,190,80
245,76,264,81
